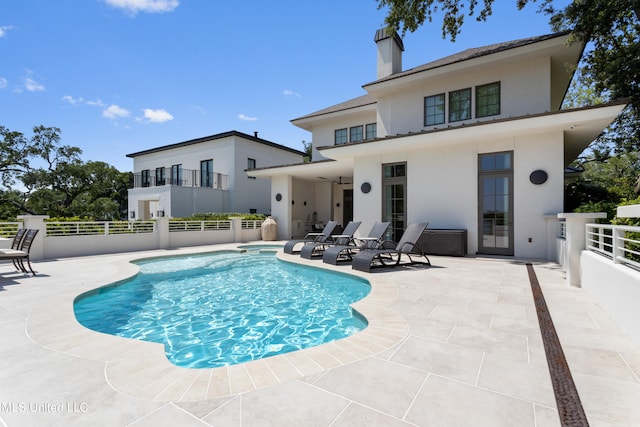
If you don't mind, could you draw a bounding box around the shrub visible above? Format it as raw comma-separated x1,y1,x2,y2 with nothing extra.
172,212,267,221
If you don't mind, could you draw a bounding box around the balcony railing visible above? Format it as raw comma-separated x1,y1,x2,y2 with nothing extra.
132,168,229,190
586,223,640,271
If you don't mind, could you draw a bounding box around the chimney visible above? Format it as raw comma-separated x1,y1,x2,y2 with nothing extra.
375,28,404,79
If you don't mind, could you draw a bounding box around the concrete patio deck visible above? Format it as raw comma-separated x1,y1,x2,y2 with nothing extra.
1,242,640,426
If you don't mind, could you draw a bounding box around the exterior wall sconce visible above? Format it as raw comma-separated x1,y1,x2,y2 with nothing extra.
361,182,372,193
275,193,282,201
130,211,135,219
529,170,548,185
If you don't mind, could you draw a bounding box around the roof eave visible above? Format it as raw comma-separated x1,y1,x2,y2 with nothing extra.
318,100,628,167
126,130,306,158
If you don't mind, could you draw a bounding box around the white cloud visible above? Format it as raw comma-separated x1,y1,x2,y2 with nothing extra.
62,95,84,105
192,105,207,115
104,0,179,15
24,77,45,91
86,98,106,107
238,113,257,121
142,108,173,123
23,70,44,92
103,104,130,119
0,26,13,38
0,77,7,89
283,89,302,98
63,95,106,107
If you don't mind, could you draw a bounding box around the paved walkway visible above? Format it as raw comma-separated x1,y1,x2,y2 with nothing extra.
1,243,640,426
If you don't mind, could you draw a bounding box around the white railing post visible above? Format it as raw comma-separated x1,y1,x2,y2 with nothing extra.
230,217,243,242
156,217,170,249
558,212,607,287
16,215,49,261
545,214,560,262
613,227,623,264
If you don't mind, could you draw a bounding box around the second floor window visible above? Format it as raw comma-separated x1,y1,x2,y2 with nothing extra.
155,167,165,186
200,159,213,187
171,164,182,186
424,93,445,126
335,128,347,145
366,123,377,139
247,158,256,179
476,82,500,117
141,169,150,187
350,125,363,142
449,88,471,122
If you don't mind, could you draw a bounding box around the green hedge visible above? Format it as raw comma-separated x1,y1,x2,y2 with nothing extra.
173,212,267,221
43,213,267,222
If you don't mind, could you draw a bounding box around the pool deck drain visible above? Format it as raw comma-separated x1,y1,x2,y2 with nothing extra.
527,263,589,427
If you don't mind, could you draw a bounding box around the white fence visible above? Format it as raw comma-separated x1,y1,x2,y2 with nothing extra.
168,220,231,232
46,221,157,236
0,222,21,238
0,216,265,260
585,223,640,271
581,222,640,346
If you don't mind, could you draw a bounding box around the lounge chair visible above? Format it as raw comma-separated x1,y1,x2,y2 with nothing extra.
322,221,390,265
283,221,339,254
5,228,27,272
299,221,361,259
0,228,39,276
351,223,430,273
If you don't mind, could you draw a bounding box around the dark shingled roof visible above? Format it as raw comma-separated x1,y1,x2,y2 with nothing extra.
126,130,306,158
364,31,570,86
291,94,377,123
292,32,570,122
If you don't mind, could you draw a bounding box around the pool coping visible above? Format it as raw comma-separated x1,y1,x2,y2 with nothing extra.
25,244,408,402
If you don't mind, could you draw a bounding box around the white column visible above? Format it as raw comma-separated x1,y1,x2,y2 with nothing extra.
557,212,607,287
271,175,292,240
156,217,170,249
544,214,559,262
17,215,49,260
231,217,243,243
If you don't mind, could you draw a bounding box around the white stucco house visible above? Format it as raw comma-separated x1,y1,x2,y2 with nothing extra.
126,131,305,219
249,30,627,259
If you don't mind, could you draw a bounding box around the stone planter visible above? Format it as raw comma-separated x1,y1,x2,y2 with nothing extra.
261,217,277,241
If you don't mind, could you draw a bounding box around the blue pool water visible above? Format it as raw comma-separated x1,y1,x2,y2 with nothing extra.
73,251,370,368
237,244,284,251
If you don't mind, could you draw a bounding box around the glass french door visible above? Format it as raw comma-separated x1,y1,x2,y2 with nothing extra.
478,152,513,255
343,188,353,226
382,163,406,242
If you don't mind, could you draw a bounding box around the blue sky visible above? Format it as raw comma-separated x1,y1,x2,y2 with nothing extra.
1,0,567,172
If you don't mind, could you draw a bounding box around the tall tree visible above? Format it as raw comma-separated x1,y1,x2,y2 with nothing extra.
0,126,34,192
0,125,131,219
549,1,640,114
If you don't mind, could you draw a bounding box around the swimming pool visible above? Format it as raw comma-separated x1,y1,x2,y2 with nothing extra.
73,250,370,368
